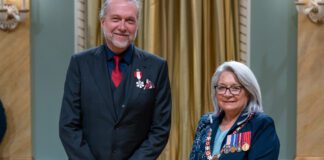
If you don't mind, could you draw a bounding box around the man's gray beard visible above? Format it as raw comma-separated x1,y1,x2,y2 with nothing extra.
104,30,137,49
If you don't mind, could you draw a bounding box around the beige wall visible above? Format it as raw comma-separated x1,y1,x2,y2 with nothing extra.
0,13,32,160
297,16,324,159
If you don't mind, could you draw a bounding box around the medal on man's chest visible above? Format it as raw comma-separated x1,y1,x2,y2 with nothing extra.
134,69,144,88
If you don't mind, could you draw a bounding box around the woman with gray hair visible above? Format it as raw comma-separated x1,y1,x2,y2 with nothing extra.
190,61,280,160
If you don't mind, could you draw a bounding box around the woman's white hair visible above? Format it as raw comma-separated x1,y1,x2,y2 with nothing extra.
211,61,263,114
99,0,142,20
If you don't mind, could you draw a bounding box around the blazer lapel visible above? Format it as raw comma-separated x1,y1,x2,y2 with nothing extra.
88,46,117,121
210,114,220,151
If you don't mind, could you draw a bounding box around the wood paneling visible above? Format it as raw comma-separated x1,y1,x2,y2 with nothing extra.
296,157,324,160
0,14,32,159
297,15,324,159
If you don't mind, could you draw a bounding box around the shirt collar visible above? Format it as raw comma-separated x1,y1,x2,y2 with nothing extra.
105,44,134,64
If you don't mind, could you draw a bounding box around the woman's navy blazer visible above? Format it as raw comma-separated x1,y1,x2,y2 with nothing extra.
190,110,280,160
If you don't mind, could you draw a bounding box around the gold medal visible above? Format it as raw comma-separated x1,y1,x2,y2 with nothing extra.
212,154,220,160
242,143,250,151
241,131,251,151
212,157,218,160
231,146,236,153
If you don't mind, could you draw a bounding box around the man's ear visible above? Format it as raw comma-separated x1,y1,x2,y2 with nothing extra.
100,19,104,26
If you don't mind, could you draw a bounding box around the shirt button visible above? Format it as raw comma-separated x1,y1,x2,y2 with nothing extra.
121,104,126,108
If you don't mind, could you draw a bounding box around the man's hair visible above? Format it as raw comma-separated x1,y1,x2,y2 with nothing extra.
211,61,263,115
99,0,142,20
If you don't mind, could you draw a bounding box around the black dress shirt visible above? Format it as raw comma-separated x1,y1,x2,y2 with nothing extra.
104,44,134,77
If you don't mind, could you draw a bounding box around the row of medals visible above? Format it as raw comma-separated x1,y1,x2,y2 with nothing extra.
211,143,250,160
206,130,251,160
222,142,250,154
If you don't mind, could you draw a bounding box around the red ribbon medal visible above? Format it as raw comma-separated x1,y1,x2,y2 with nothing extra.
134,69,144,88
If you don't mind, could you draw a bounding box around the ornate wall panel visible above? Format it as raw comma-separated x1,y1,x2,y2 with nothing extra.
0,3,32,160
296,14,324,160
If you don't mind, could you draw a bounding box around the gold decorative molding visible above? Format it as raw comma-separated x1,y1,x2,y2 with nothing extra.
295,0,324,24
0,0,29,31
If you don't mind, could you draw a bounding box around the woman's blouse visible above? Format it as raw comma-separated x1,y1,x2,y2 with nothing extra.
212,127,229,156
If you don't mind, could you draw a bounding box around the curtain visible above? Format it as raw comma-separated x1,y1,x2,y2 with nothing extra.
87,0,104,48
136,0,240,159
89,0,239,159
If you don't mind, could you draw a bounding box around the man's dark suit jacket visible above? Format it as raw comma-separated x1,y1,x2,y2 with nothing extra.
59,45,172,160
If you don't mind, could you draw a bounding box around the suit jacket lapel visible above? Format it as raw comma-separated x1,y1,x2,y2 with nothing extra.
210,115,220,150
88,46,118,121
